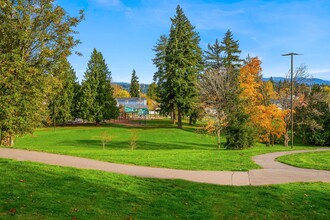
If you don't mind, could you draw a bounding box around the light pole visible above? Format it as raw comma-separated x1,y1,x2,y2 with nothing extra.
281,52,302,149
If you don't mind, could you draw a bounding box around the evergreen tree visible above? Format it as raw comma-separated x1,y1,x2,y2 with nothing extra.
0,0,83,146
221,31,255,149
80,49,118,124
71,80,82,119
152,35,175,119
49,59,77,125
204,39,223,69
153,35,168,84
130,69,140,98
221,30,243,71
161,5,203,128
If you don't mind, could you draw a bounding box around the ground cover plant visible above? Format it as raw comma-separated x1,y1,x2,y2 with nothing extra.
0,158,329,219
277,151,330,171
12,119,317,171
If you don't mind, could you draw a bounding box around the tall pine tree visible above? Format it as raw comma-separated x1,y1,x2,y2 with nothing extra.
49,59,77,125
160,5,203,128
204,39,223,69
80,49,118,124
152,35,175,118
221,30,242,71
130,69,140,98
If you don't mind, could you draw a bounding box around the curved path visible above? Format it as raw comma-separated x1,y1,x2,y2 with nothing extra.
0,148,329,186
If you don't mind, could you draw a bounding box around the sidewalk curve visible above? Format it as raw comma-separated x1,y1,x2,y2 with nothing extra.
0,148,329,186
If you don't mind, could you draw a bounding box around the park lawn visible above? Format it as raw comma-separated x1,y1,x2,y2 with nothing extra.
277,151,330,171
12,120,317,171
0,158,329,219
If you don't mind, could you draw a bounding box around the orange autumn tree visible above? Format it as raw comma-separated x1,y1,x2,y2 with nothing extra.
239,57,286,146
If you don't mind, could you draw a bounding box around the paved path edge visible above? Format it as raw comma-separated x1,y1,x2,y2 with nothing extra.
0,147,329,186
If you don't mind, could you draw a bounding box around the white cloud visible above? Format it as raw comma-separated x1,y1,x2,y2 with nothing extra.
309,68,330,74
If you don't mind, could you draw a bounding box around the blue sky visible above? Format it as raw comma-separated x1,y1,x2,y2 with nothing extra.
55,0,330,83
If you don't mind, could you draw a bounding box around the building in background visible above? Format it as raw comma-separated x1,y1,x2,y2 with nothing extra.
116,98,149,120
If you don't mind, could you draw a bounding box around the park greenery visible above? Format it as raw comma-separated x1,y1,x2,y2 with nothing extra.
277,151,330,171
1,158,329,219
0,1,329,150
0,2,329,218
14,120,318,171
3,147,327,219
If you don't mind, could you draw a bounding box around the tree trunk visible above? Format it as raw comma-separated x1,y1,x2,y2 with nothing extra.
177,108,182,129
189,116,192,125
172,110,176,124
10,136,14,146
271,134,275,146
217,129,221,149
284,131,289,146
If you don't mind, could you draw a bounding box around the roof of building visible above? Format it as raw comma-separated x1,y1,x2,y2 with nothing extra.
116,98,147,101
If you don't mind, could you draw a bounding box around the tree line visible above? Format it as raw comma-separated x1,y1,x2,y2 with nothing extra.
1,2,329,148
0,0,152,146
152,5,330,148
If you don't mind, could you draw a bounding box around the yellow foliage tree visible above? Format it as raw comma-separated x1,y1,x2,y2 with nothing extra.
112,84,130,98
239,57,286,146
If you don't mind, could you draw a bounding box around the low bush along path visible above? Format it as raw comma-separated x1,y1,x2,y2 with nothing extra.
0,148,329,186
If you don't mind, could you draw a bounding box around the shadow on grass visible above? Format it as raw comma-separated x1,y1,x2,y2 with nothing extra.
0,160,145,219
61,140,218,151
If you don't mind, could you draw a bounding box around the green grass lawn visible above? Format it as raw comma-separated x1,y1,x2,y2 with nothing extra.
277,151,330,171
1,158,329,219
11,120,319,171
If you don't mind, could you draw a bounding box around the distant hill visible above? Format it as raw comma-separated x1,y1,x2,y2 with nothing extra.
262,77,330,85
113,77,330,93
113,82,149,94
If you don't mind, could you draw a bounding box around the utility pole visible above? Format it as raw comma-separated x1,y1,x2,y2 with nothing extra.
281,52,302,149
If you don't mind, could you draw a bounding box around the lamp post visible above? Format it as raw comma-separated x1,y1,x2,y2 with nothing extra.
281,52,302,149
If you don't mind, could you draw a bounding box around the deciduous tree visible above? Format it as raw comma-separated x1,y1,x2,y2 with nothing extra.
0,0,83,146
278,64,310,146
239,57,285,146
112,84,130,98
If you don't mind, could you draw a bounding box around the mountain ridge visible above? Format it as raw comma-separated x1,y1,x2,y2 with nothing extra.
262,77,330,85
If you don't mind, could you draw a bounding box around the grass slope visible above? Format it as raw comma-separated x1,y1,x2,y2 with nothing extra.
0,159,329,219
13,120,317,171
277,151,330,171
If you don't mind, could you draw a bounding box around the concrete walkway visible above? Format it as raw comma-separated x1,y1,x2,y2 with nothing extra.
0,148,329,186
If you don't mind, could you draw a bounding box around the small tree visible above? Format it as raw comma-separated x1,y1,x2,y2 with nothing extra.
129,129,138,150
100,131,112,150
203,114,227,149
